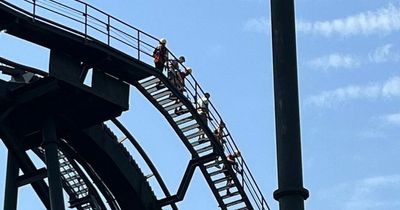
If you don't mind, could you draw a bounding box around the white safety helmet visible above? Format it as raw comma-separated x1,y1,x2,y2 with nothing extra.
234,150,241,157
159,38,167,45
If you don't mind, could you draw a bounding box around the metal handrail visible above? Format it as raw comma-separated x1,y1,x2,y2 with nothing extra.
1,0,270,209
169,54,271,210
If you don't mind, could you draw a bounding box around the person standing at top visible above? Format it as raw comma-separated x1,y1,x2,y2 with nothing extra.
153,38,168,72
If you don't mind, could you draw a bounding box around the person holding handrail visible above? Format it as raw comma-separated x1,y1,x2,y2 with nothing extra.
214,120,227,150
168,56,185,91
174,67,193,115
197,92,211,140
223,150,242,195
153,38,169,89
211,120,228,169
153,38,168,72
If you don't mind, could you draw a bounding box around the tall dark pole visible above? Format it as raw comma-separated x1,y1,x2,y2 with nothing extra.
42,117,65,210
3,151,19,210
270,0,309,210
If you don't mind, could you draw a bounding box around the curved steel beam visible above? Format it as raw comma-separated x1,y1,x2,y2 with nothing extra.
59,141,121,210
111,118,178,210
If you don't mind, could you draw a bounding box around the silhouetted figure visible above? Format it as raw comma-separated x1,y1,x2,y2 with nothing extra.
174,68,192,115
214,120,226,150
223,150,241,195
153,38,168,72
197,92,211,140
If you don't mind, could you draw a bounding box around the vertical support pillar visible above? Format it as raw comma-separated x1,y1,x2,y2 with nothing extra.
42,117,65,210
3,151,19,210
270,0,309,210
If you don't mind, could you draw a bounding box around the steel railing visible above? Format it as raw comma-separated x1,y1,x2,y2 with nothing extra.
0,0,271,209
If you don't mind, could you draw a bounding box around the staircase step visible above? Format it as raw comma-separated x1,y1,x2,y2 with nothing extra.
217,184,236,192
225,199,243,208
59,161,70,167
158,97,175,106
180,123,199,133
170,109,190,118
64,175,80,182
146,86,168,94
175,116,194,126
185,130,204,140
140,77,159,88
236,207,249,210
69,195,92,208
205,160,223,169
213,176,229,185
60,168,77,175
70,181,86,189
221,191,240,200
208,169,224,177
139,75,155,83
191,138,209,147
152,90,171,100
164,102,184,112
196,145,214,154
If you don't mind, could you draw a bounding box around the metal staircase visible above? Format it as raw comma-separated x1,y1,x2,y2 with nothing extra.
136,75,269,210
34,147,105,210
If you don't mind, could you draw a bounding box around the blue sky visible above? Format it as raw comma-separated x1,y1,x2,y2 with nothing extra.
1,0,400,210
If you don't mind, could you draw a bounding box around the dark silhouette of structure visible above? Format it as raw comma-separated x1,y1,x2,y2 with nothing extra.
0,0,273,209
270,0,309,210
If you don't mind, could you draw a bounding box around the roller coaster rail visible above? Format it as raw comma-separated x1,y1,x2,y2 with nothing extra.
0,0,271,209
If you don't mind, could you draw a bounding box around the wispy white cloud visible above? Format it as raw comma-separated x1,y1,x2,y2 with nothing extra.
306,84,380,107
245,4,400,36
382,75,400,97
308,53,361,71
309,44,400,70
299,4,400,37
382,112,400,126
306,76,400,107
345,175,400,210
369,44,400,63
244,17,270,33
319,175,400,210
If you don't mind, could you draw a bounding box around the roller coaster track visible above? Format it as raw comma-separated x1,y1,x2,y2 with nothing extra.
0,0,271,209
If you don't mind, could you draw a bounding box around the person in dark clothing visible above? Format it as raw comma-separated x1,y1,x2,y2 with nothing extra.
197,92,211,140
214,120,226,150
223,150,242,195
176,67,191,93
174,68,192,115
169,56,186,88
153,38,168,72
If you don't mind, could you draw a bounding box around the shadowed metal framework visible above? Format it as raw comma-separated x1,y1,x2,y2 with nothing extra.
0,0,272,209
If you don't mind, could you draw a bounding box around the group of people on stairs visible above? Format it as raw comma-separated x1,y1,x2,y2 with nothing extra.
153,38,243,195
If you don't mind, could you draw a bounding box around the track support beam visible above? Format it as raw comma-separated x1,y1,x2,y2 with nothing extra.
17,168,48,187
158,153,217,206
3,151,19,210
42,117,65,210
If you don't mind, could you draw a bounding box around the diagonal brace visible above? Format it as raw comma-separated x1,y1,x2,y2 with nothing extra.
158,153,217,206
